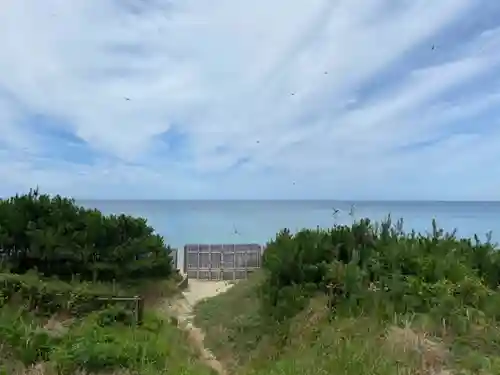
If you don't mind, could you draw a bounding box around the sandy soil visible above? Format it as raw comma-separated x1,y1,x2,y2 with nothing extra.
161,279,235,375
182,279,234,307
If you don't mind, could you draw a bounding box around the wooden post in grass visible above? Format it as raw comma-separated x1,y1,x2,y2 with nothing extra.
136,295,144,325
326,282,334,309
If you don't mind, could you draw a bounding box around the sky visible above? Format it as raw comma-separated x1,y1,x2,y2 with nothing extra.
1,0,500,200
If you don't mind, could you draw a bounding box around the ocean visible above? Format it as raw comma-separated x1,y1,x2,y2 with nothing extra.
78,200,500,268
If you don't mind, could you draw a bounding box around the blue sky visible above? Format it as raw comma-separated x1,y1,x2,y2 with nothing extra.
1,0,500,200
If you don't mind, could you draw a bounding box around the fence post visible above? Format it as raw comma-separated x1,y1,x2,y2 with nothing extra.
196,244,200,279
245,249,248,279
208,245,212,280
232,244,236,281
136,296,144,325
183,245,187,275
326,283,334,309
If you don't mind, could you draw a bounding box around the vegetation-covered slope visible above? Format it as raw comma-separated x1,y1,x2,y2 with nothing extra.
195,218,500,375
0,189,211,375
0,305,214,375
3,188,500,374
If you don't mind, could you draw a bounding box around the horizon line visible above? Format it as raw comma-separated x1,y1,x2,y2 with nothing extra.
72,199,500,203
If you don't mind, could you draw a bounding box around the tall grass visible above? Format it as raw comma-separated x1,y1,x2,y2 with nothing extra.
195,217,500,375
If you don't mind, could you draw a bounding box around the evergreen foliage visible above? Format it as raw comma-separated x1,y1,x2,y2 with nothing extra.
0,188,174,281
261,217,500,327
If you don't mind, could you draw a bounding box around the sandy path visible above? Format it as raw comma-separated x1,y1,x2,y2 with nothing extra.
183,279,234,307
163,279,234,375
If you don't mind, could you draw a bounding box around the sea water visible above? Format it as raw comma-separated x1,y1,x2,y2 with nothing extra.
78,200,500,269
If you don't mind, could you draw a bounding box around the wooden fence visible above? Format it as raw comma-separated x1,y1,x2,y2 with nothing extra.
183,243,263,280
96,295,144,325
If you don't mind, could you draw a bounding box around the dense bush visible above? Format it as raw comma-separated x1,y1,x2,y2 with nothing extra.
0,307,213,375
260,217,500,327
0,271,130,316
0,188,174,281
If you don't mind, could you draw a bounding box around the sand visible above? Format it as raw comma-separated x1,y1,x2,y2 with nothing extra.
182,279,234,307
161,278,235,375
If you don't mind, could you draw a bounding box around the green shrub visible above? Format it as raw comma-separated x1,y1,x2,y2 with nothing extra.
0,188,174,282
95,306,135,327
0,307,58,364
49,312,194,374
260,217,500,326
0,307,212,375
0,271,129,317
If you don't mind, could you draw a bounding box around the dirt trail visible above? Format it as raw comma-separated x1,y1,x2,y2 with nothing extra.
162,279,234,375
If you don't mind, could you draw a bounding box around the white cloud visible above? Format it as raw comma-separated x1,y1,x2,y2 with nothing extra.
0,0,499,199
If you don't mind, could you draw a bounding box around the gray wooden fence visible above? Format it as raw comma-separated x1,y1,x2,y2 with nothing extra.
183,243,263,280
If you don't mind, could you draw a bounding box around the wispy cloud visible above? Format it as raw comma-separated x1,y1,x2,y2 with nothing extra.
1,0,500,200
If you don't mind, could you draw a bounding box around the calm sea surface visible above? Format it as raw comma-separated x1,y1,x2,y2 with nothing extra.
78,201,500,249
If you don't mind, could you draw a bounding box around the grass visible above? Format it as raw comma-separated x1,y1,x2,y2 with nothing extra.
0,274,213,375
0,307,215,375
3,214,500,375
194,275,269,373
196,274,500,375
194,218,500,375
0,189,207,374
